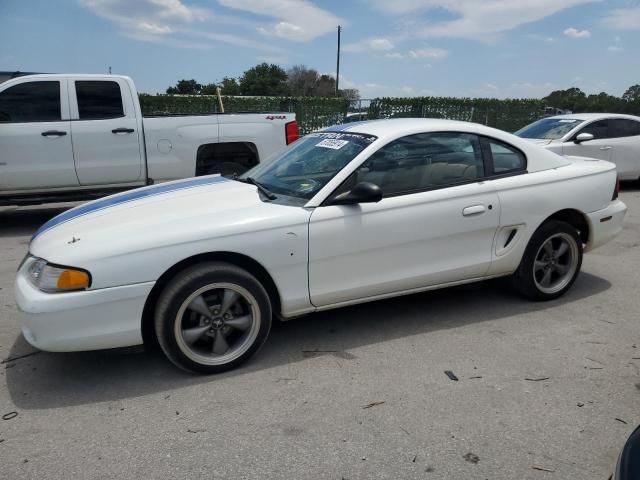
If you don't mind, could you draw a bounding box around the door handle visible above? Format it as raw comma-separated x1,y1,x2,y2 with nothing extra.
112,127,135,134
599,146,612,150
41,130,67,137
462,205,486,216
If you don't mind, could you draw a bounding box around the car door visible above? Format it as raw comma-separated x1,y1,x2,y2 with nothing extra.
608,119,640,180
69,78,142,185
0,79,78,190
308,131,500,307
562,119,613,161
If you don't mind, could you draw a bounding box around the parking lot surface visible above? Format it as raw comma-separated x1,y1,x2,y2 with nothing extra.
1,188,639,479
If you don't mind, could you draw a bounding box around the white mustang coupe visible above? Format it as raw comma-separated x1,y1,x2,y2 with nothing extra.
15,119,627,373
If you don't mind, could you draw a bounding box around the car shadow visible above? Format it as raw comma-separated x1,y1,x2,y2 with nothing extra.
0,205,72,238
5,272,611,410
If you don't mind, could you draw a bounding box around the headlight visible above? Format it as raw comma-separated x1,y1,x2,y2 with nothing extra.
27,257,91,293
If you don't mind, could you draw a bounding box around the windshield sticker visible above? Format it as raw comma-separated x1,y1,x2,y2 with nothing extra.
558,119,578,123
315,139,349,149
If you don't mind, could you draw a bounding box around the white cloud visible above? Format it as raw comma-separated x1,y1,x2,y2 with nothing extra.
384,47,448,59
603,7,640,31
80,0,282,51
343,37,395,53
136,22,173,34
563,27,591,39
81,0,209,32
544,37,556,43
339,75,434,98
408,47,448,59
607,45,623,52
367,0,600,41
219,0,344,42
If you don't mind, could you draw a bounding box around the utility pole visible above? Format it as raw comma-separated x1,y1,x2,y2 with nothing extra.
335,25,341,96
108,66,112,74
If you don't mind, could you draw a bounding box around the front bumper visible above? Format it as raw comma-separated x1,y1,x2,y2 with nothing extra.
15,270,154,352
585,199,627,252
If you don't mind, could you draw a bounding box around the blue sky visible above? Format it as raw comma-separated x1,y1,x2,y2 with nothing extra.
1,0,639,99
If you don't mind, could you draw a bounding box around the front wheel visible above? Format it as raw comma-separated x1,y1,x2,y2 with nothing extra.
512,220,583,301
154,262,272,374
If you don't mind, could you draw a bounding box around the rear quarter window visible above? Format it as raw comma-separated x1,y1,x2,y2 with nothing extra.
483,138,527,175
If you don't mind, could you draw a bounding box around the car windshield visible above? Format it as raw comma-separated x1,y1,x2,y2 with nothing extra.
238,131,377,200
515,118,584,139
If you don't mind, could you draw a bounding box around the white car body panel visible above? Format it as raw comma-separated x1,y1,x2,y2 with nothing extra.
0,79,78,189
14,119,627,353
0,74,294,198
519,113,640,180
68,76,144,185
309,181,500,306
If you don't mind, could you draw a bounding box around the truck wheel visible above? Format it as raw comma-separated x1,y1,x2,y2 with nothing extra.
154,262,272,374
206,161,247,178
512,220,583,301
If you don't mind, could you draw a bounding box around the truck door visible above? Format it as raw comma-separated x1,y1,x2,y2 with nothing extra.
0,79,78,190
70,79,143,185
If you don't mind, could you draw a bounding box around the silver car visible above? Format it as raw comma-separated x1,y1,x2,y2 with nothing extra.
516,113,640,181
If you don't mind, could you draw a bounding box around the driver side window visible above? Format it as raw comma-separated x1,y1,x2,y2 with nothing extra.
577,120,610,140
347,132,484,197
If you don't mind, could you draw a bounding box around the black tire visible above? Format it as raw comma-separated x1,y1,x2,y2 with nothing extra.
512,220,583,301
154,262,272,374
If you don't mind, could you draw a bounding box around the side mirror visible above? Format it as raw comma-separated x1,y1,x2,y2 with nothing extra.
574,132,594,144
330,182,383,205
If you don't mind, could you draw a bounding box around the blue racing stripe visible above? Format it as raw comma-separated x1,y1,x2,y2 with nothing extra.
32,176,228,239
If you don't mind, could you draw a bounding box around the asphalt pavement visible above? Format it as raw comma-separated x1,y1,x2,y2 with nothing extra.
1,187,639,479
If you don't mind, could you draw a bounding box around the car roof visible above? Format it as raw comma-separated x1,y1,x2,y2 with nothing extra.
327,118,481,138
545,113,640,121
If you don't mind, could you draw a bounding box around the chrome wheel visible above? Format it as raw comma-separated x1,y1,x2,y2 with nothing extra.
533,232,579,295
174,283,260,366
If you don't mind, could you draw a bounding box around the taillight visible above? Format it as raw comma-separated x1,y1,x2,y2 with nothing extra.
612,175,620,200
285,121,300,145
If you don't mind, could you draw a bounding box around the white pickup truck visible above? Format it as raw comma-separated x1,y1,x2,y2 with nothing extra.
0,74,298,205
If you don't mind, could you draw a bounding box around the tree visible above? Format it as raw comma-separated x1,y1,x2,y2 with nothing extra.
219,77,241,96
585,92,624,112
239,63,289,96
622,84,640,103
315,74,336,97
543,87,586,111
200,83,218,95
287,65,319,96
339,88,360,102
166,79,202,95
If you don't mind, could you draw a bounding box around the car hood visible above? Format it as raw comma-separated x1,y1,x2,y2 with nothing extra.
29,176,309,268
522,138,553,146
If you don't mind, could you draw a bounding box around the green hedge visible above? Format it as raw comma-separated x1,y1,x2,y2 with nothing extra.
368,97,545,132
139,94,350,135
139,94,548,134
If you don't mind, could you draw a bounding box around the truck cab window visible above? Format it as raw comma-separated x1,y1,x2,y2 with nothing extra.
76,81,124,120
0,81,61,123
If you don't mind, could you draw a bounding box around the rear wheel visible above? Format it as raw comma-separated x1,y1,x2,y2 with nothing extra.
154,262,272,373
512,220,583,301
